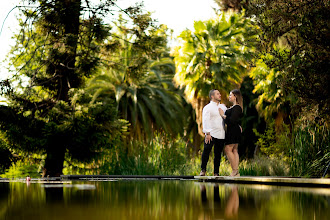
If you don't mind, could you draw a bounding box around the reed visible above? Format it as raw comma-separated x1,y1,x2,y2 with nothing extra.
4,125,327,178
290,124,330,177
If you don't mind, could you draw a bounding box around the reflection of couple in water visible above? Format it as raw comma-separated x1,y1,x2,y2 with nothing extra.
200,89,243,177
200,184,239,219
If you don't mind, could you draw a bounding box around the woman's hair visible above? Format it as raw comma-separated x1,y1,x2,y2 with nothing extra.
231,89,243,110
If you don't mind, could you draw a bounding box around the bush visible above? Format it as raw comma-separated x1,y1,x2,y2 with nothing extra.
1,160,40,179
254,121,292,162
253,118,330,177
0,138,12,174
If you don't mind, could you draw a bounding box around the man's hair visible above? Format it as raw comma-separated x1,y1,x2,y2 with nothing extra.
209,89,217,99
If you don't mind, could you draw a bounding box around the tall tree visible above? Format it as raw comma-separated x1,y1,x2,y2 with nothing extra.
172,12,257,136
246,0,330,121
88,15,188,142
214,0,248,12
0,0,141,176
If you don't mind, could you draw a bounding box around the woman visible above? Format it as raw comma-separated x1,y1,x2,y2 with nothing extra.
219,89,243,177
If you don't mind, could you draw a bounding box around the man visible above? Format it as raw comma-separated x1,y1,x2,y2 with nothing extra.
200,89,227,176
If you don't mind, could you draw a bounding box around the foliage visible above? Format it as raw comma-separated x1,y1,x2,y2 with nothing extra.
88,16,188,141
246,0,330,120
0,138,13,174
1,160,40,179
214,0,248,12
239,76,266,158
239,156,289,176
254,119,329,177
0,0,140,176
290,123,330,177
172,11,257,134
254,120,292,161
63,134,190,176
0,92,126,174
249,56,292,121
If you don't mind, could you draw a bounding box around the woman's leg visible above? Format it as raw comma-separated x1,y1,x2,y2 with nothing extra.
225,144,236,176
233,144,239,176
225,186,239,218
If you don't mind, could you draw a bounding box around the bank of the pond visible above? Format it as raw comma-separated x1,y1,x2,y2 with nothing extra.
59,175,330,188
61,174,195,180
2,175,329,188
195,176,330,188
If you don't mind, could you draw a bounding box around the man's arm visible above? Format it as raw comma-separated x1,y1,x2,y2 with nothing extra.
202,106,213,144
202,106,211,134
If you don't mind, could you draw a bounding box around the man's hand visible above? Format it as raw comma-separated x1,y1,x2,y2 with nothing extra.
205,134,212,144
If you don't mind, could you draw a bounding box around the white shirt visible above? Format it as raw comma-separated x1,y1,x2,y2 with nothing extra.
202,101,227,139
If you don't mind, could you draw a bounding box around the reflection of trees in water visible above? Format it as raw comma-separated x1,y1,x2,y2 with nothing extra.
0,183,10,219
236,186,330,220
1,181,329,220
198,183,330,220
76,180,210,219
0,182,46,219
44,184,63,203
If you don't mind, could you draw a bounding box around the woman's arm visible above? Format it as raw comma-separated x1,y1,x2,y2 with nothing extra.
223,106,242,125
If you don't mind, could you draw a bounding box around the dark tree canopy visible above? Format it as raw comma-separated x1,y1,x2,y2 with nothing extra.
214,0,248,12
0,0,146,176
246,0,330,120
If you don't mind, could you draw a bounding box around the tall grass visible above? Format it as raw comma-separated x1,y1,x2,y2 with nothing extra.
290,124,330,177
62,135,290,177
5,125,327,178
239,156,289,176
95,136,192,176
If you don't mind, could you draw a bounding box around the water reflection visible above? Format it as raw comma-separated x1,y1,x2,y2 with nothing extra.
44,183,64,203
0,180,329,220
200,184,239,219
225,186,239,219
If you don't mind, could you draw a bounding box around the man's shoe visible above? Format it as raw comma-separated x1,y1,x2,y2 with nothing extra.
199,170,206,176
214,173,219,176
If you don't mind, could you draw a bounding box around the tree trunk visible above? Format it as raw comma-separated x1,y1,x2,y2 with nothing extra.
193,97,209,136
192,127,203,156
43,0,81,177
43,144,66,177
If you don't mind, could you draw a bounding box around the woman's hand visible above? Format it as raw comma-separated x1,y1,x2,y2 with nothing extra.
219,108,225,118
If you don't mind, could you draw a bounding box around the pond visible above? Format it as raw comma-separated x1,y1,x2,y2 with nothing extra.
0,180,329,220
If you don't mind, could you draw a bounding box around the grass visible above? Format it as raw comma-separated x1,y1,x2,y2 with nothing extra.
0,154,293,178
290,124,330,177
2,123,327,178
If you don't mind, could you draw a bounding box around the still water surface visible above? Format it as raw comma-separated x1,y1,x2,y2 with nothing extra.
0,180,329,220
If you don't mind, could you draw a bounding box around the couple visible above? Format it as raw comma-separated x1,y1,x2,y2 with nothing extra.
200,89,243,177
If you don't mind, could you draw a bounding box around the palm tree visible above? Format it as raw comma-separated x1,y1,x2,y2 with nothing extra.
87,18,187,142
249,57,293,129
172,12,257,135
89,60,186,141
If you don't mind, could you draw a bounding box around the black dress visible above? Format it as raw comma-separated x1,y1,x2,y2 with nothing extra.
224,105,242,145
